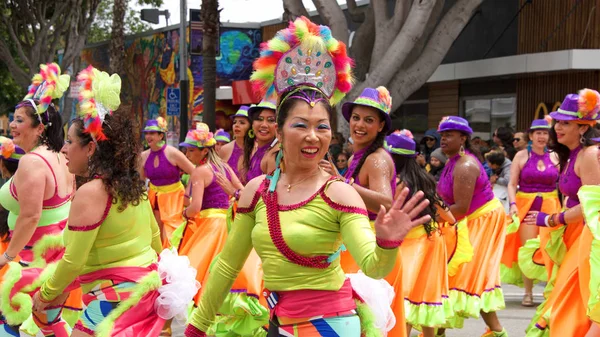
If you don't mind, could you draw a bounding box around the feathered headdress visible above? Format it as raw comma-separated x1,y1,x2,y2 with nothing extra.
179,123,216,148
250,16,353,107
20,63,70,124
0,137,24,162
77,66,122,141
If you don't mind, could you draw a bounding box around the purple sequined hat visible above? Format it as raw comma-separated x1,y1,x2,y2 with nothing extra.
550,90,600,121
230,105,250,120
385,130,416,157
592,137,600,143
342,87,392,132
437,116,473,135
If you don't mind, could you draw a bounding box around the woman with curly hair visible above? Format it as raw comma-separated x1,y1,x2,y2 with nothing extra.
0,63,81,337
140,117,194,247
385,130,455,337
29,66,196,337
184,17,431,337
522,90,600,337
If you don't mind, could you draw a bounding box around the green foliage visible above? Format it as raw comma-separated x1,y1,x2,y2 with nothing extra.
0,64,25,116
88,0,164,44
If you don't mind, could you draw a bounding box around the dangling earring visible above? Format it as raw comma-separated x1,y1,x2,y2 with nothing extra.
248,129,255,139
459,145,465,156
580,134,585,144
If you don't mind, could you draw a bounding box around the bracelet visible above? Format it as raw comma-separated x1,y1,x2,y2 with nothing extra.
376,237,402,249
3,252,14,262
182,208,189,220
509,202,516,207
547,214,557,228
344,177,355,186
234,189,241,201
544,215,551,227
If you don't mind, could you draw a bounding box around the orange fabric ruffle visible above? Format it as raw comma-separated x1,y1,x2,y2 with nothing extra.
148,186,185,248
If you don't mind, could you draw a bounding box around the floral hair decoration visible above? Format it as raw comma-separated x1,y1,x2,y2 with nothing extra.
77,66,122,141
179,123,216,148
0,137,24,162
19,63,70,126
577,88,600,120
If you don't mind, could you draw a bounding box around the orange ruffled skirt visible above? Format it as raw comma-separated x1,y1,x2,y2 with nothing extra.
501,191,561,286
148,182,185,248
444,198,506,329
400,225,453,328
174,208,268,335
340,225,406,337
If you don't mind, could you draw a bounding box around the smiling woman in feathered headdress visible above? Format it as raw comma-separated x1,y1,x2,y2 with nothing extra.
184,16,432,337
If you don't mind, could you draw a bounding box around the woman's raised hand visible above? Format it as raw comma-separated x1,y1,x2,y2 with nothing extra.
374,187,431,243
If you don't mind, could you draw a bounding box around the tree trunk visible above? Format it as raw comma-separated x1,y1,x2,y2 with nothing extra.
312,0,349,45
109,0,127,75
283,0,310,22
201,0,220,130
61,0,102,71
389,0,484,104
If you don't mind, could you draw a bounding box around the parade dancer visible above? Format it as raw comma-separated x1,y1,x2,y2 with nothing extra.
214,128,231,154
436,116,507,337
522,89,600,337
240,99,277,184
0,63,81,337
219,106,250,181
140,117,194,247
175,124,268,336
385,130,455,337
502,118,560,306
184,17,432,337
27,66,197,337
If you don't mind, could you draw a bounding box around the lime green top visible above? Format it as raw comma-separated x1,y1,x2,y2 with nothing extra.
39,197,162,300
0,177,71,230
189,180,398,331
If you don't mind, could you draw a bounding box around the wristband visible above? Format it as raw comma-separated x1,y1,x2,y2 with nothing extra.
234,189,241,201
3,252,14,262
184,325,207,337
535,212,550,227
509,202,516,207
182,208,189,220
376,237,402,249
345,177,355,186
558,212,566,225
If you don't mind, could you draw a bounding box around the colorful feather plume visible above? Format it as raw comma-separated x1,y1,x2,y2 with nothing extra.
157,117,168,132
394,129,414,139
23,63,70,115
250,16,353,106
77,66,122,141
577,88,600,120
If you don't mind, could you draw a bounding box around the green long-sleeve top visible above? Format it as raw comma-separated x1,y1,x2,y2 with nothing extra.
188,179,398,331
39,197,163,301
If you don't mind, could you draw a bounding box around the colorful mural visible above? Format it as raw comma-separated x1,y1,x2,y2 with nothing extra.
79,25,261,135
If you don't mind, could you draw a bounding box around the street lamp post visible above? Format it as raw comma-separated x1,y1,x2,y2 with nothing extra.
179,0,189,142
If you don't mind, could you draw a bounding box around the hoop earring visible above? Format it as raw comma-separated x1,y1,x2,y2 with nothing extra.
248,129,255,139
459,145,465,156
580,134,585,144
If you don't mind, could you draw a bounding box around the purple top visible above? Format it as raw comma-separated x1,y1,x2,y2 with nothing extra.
519,150,559,193
559,146,582,209
246,143,270,182
227,142,243,181
188,164,231,210
437,152,494,218
145,144,181,186
344,147,397,220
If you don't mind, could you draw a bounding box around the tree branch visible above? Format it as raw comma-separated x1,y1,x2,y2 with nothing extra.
349,6,374,81
392,0,412,34
356,0,437,94
312,0,349,44
389,0,484,104
346,0,365,22
282,0,310,22
0,39,30,88
2,14,32,71
402,0,444,68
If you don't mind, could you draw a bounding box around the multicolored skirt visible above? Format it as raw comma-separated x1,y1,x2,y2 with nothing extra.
148,181,185,248
268,312,360,337
400,225,453,328
444,198,506,329
500,191,560,286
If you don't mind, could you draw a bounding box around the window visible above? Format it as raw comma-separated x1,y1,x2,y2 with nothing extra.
462,96,516,141
391,100,429,138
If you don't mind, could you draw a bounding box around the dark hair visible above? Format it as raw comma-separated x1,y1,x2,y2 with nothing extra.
549,122,600,170
495,126,516,159
346,103,387,179
1,159,19,176
73,106,146,211
16,100,64,152
517,131,530,143
391,154,445,236
0,159,18,241
485,150,505,166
